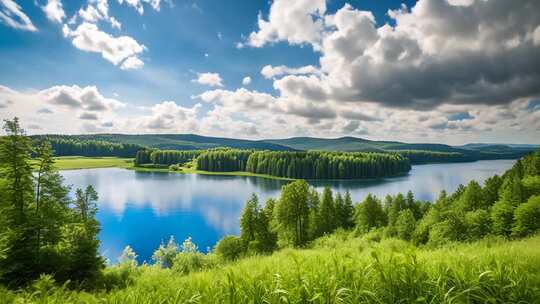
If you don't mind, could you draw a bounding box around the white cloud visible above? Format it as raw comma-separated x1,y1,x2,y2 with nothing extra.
192,72,224,87
42,0,65,24
120,56,144,70
242,76,252,86
78,0,122,29
0,0,37,31
63,22,145,69
246,0,326,49
261,65,319,79
118,0,162,15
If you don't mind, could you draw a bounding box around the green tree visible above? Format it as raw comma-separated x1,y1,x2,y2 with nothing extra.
74,186,98,221
395,209,416,241
240,194,259,244
355,194,385,232
342,191,355,229
464,209,491,240
491,200,515,236
275,180,310,247
319,187,335,234
512,195,540,237
0,118,37,287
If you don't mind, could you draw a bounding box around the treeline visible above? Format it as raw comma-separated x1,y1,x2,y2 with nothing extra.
195,149,411,179
32,136,143,157
0,119,103,288
134,149,203,166
214,146,540,259
393,150,474,164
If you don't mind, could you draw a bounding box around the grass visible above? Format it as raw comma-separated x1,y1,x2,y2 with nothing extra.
48,156,135,170
3,233,540,303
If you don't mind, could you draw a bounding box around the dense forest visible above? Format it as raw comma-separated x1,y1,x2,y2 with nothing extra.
32,136,143,157
134,149,203,166
194,149,411,179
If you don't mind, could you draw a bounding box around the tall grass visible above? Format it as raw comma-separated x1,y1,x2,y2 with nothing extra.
3,234,540,303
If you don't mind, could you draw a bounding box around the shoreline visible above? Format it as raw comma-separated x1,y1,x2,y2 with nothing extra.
50,156,516,181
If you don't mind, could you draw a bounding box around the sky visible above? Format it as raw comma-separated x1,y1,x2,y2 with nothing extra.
0,0,539,145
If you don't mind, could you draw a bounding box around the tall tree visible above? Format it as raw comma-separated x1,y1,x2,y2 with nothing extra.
319,187,335,234
0,118,37,286
240,193,259,244
275,180,310,247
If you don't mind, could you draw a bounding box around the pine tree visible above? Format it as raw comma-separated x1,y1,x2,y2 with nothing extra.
319,187,335,234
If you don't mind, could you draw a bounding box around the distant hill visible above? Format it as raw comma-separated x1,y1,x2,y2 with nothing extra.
263,137,538,160
30,134,294,151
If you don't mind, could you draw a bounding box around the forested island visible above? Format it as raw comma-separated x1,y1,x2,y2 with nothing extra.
1,118,540,302
135,148,412,179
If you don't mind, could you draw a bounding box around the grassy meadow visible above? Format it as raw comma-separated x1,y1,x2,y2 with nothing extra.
2,232,540,303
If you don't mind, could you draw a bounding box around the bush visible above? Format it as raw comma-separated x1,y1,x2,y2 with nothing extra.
172,252,219,275
152,236,179,268
512,195,540,237
215,236,245,261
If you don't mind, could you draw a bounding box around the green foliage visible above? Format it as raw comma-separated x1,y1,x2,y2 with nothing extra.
355,194,386,232
512,195,540,237
465,209,491,240
32,135,143,158
215,236,244,261
275,180,310,247
395,209,416,241
491,200,515,236
152,237,179,269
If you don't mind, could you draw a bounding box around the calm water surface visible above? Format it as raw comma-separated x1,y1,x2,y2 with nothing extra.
60,159,515,263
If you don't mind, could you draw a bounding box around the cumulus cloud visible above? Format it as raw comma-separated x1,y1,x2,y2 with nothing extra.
261,65,319,79
244,0,540,112
118,0,162,15
246,0,326,49
39,85,125,111
78,0,121,29
242,76,252,86
192,72,224,87
42,0,65,24
63,22,145,69
0,0,37,31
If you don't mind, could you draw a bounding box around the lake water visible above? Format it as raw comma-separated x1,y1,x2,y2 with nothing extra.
60,159,515,263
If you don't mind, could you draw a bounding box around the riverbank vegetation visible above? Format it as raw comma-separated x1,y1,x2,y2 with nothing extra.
1,118,540,303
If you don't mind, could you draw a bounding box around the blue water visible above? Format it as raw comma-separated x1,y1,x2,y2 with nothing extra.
60,159,515,263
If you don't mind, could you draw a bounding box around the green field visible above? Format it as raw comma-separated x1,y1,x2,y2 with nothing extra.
3,233,540,303
48,156,135,170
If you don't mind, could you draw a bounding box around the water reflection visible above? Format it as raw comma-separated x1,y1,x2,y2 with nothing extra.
60,159,514,263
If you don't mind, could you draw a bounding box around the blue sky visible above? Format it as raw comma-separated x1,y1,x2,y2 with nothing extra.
0,0,539,144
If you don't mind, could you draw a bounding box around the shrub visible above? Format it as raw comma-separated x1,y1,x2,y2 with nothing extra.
512,195,540,237
152,236,179,268
215,236,244,261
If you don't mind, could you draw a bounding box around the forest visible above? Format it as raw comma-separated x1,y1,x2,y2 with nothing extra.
31,136,143,158
1,118,540,302
136,148,411,179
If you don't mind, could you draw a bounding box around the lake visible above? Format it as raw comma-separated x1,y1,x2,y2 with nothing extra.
60,159,515,263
